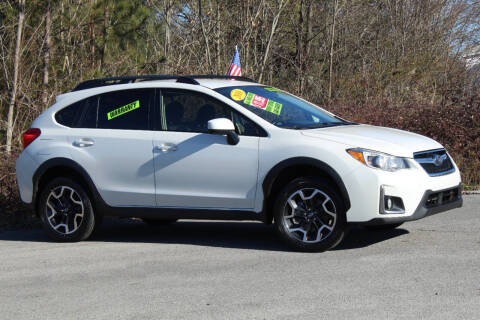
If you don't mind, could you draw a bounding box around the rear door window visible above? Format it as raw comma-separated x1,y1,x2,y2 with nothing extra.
97,89,153,130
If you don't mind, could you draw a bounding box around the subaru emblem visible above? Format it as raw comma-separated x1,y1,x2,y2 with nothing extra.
433,154,447,166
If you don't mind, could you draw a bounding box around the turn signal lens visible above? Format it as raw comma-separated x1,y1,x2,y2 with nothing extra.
347,149,366,164
23,128,41,149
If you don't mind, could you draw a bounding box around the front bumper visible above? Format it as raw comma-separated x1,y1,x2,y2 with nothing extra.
354,184,463,225
343,154,462,223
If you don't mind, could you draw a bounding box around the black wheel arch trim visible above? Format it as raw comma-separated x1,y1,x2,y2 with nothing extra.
32,157,103,212
262,157,351,211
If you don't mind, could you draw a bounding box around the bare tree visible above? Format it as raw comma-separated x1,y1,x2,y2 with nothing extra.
42,0,52,109
100,0,109,72
328,0,342,100
6,0,25,154
0,0,479,151
198,0,213,72
258,0,289,83
164,0,172,73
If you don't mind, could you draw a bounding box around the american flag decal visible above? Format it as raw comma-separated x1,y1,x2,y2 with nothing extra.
227,45,242,77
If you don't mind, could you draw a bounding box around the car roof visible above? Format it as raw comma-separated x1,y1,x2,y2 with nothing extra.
54,76,262,106
146,78,260,89
72,75,260,92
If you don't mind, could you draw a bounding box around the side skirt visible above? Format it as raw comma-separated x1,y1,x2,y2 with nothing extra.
99,205,264,222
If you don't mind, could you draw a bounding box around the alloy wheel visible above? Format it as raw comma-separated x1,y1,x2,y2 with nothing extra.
282,188,337,243
46,186,85,235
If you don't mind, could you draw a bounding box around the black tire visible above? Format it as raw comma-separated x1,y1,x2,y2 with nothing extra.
273,177,347,252
142,218,178,226
38,177,96,242
365,223,403,231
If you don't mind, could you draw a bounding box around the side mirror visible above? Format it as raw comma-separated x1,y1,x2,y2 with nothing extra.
207,118,239,145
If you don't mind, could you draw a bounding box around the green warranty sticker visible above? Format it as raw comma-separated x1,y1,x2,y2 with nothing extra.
264,87,281,92
107,100,140,120
265,100,283,115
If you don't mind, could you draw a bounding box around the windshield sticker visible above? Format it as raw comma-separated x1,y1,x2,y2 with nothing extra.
107,100,140,120
264,87,281,92
245,92,268,108
265,100,283,115
244,92,283,115
230,89,246,101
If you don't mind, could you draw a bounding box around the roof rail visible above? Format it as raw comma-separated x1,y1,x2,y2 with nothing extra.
72,74,256,91
72,75,197,91
189,75,256,82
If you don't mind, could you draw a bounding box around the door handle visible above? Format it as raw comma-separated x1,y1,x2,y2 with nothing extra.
73,138,95,148
154,144,177,152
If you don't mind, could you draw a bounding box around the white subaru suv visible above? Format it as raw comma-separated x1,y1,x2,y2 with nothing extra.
16,75,462,251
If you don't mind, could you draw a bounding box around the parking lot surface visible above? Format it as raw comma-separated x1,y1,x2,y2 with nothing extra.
0,196,479,319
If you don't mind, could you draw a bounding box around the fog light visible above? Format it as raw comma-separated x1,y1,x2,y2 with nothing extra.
380,186,405,214
387,198,393,210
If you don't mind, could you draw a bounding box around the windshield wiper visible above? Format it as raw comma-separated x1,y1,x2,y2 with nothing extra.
283,121,357,130
301,122,351,129
282,125,310,130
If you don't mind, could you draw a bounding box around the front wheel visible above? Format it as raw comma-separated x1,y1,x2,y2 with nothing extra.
38,177,96,242
274,177,347,252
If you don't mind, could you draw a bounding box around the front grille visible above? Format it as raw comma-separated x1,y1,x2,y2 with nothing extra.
425,187,460,208
414,149,454,176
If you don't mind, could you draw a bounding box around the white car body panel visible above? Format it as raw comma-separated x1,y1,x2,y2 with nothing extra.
15,149,39,203
66,129,156,207
15,77,462,226
252,130,358,213
153,131,259,209
302,125,443,157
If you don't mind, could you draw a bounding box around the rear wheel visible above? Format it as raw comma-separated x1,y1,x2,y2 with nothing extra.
274,177,346,252
38,177,96,242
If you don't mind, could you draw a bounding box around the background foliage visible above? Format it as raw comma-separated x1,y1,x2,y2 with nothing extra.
1,0,479,192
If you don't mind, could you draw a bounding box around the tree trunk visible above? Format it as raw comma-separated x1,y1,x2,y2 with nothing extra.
328,0,338,101
42,0,52,109
304,1,312,74
198,0,212,72
295,0,304,93
215,0,221,73
90,0,96,69
6,0,25,154
90,24,95,68
101,1,109,72
164,0,171,73
258,0,289,83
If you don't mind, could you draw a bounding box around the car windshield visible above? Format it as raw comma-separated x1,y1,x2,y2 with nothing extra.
214,86,354,129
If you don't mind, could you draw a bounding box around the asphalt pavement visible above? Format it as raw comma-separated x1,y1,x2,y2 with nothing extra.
0,196,479,320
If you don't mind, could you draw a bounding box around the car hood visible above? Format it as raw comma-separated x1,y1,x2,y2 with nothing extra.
301,124,443,158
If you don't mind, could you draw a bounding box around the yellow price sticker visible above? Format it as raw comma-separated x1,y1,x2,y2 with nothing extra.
230,89,246,101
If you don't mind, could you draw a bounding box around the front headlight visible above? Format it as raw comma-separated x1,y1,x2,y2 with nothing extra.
347,148,409,172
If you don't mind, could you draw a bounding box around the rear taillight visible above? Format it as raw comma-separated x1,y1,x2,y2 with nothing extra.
23,128,41,149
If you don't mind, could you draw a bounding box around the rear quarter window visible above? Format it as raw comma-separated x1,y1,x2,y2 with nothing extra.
55,100,84,127
55,97,98,128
